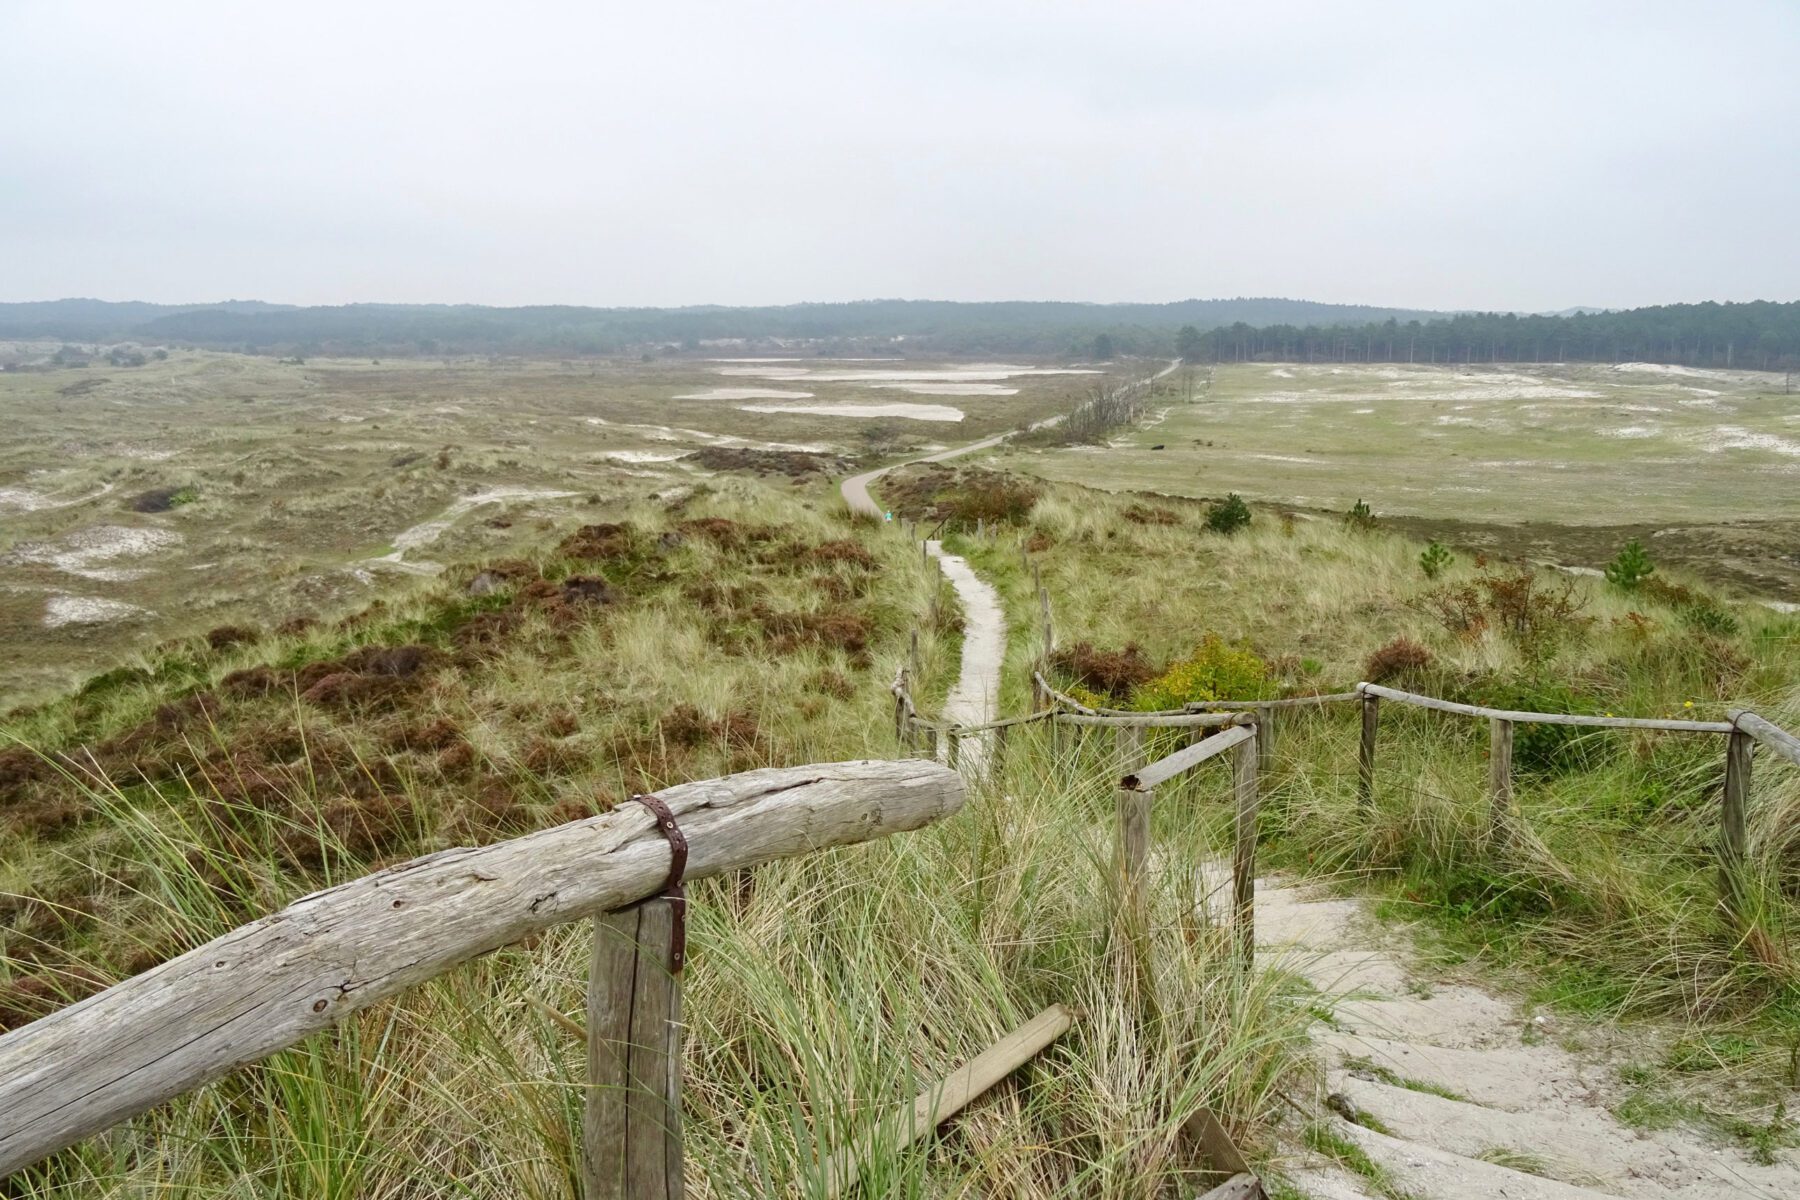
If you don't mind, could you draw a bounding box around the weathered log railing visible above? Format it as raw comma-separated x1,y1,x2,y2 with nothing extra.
0,760,965,1184
1031,661,1800,929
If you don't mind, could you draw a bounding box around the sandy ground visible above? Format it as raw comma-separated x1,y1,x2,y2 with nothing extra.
1209,867,1800,1198
926,542,1006,769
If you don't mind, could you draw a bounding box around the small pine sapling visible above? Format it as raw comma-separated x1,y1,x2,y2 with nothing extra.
1205,492,1252,536
1419,541,1453,579
1604,539,1655,591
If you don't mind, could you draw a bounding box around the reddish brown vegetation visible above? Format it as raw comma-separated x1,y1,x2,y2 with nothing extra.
686,447,848,478
1051,641,1158,700
205,625,261,652
1123,504,1180,526
557,522,637,560
1363,637,1433,683
657,703,759,750
755,607,873,662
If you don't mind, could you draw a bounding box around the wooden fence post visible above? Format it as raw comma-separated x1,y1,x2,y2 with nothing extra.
1116,780,1151,933
585,901,683,1200
1232,725,1261,971
909,629,921,689
1256,707,1274,778
1720,728,1752,923
990,722,1009,777
893,675,906,748
1488,718,1514,845
925,725,940,762
946,730,961,771
1117,724,1145,777
1357,692,1379,810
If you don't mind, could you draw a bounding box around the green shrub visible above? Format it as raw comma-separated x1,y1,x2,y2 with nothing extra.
1681,602,1739,637
1344,498,1376,530
1419,541,1453,579
1204,493,1251,536
1604,539,1655,590
1458,675,1614,775
1131,633,1270,709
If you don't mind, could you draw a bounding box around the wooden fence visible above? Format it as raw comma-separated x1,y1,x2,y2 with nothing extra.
0,760,965,1186
1028,659,1800,932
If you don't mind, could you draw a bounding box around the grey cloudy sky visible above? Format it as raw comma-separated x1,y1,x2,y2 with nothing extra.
3,1,1797,312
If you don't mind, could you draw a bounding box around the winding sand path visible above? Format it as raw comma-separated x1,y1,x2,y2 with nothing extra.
1198,865,1800,1199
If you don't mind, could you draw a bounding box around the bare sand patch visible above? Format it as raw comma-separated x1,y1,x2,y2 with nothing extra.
739,402,965,422
716,363,1099,384
388,487,580,556
673,387,815,401
1694,427,1800,457
601,450,687,464
0,482,116,513
11,525,184,578
872,382,1020,396
44,594,151,628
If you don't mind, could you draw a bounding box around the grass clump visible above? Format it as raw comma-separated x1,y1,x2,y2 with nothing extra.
1204,492,1252,536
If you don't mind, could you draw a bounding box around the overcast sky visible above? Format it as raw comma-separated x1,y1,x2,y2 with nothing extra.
3,1,1797,312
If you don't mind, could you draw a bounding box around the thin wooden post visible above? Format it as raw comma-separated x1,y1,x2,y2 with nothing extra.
990,722,1009,777
1116,782,1151,931
1031,560,1041,595
1232,727,1261,970
1357,692,1379,810
909,629,921,686
1721,728,1752,923
924,725,940,761
946,730,961,770
1256,707,1274,778
1117,723,1146,776
976,516,984,539
585,901,683,1200
1488,717,1514,844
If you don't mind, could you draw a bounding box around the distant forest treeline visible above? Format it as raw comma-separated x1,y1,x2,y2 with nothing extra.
0,297,1442,358
1179,300,1800,371
2,296,1796,368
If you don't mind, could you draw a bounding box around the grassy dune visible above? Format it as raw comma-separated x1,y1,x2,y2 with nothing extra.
933,475,1800,1157
2,476,1321,1197
6,448,1800,1193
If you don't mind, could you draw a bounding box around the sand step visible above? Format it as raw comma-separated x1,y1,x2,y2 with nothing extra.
1330,1073,1657,1194
1336,1120,1624,1199
1319,1031,1593,1113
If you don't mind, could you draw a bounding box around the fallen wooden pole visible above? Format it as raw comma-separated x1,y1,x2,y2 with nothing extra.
0,761,965,1177
822,1004,1074,1198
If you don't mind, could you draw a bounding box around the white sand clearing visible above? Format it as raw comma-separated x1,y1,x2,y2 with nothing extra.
601,450,687,463
739,402,964,422
673,387,816,401
44,594,151,628
871,382,1019,396
11,525,183,578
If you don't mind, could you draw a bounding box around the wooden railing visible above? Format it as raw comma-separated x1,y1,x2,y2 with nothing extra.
0,760,965,1185
1032,661,1800,932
